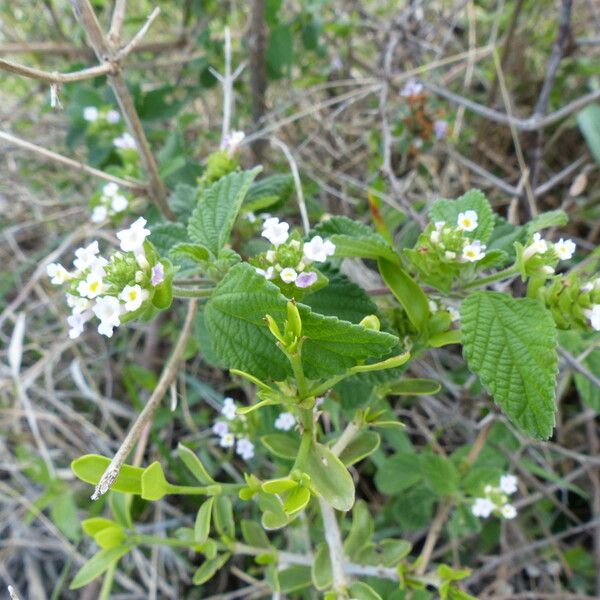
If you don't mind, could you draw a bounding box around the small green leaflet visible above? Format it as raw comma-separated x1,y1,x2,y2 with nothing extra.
460,291,558,439
577,103,600,164
203,263,398,381
188,167,261,256
312,216,398,262
429,189,494,242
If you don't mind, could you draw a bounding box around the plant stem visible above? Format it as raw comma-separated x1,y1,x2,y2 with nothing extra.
172,286,214,298
319,499,348,593
462,265,519,290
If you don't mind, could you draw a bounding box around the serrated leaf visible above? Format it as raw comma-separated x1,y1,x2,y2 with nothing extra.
429,189,494,242
526,209,568,234
150,222,190,255
71,455,143,495
70,545,131,589
304,441,354,511
312,216,398,262
168,183,197,220
461,292,558,439
420,453,459,495
188,167,261,255
204,263,398,381
171,242,210,262
244,174,293,212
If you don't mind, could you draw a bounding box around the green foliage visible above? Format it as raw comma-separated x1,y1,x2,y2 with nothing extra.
461,292,558,439
70,545,132,589
244,174,294,212
71,455,143,495
577,103,600,163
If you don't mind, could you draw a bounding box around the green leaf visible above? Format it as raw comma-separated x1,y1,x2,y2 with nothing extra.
262,478,298,494
311,543,332,590
204,263,398,381
177,443,216,484
344,500,374,559
429,189,494,242
349,581,384,600
375,452,422,495
260,434,300,459
171,242,210,262
267,25,294,78
259,492,290,530
213,496,234,538
420,454,459,495
526,210,568,234
241,519,271,548
95,526,126,549
313,216,398,262
283,486,311,515
70,545,132,589
141,461,171,501
194,498,214,544
338,431,380,466
168,183,197,220
460,292,558,439
82,518,117,538
577,103,600,164
378,257,430,332
244,174,293,212
188,167,261,256
302,267,379,323
379,538,412,566
150,223,190,259
279,565,312,593
384,378,441,396
71,455,143,495
192,553,230,585
304,441,354,511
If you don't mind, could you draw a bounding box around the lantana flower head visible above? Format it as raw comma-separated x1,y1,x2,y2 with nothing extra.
303,236,336,263
554,238,576,261
92,296,122,338
457,210,478,232
462,240,486,262
116,217,151,253
262,218,289,247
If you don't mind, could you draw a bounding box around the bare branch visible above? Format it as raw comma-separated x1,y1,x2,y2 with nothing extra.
0,57,114,84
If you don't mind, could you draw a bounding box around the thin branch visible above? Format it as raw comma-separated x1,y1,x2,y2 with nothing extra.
115,7,161,61
108,0,127,47
0,130,147,193
91,299,198,500
318,499,348,592
0,57,114,84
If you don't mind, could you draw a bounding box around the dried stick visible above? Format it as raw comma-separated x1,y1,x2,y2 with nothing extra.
0,58,115,84
0,131,146,193
69,0,174,220
91,299,198,500
248,0,268,162
318,499,348,592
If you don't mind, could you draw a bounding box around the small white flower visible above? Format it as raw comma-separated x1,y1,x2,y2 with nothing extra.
77,271,105,299
106,109,120,124
430,230,441,244
289,240,301,250
303,236,336,262
83,106,99,122
584,304,600,331
113,132,137,150
280,268,298,284
221,397,237,420
116,217,150,253
274,412,296,431
256,266,274,280
471,497,495,518
212,421,229,437
67,311,91,339
91,205,108,223
581,282,594,293
434,221,445,230
102,182,119,197
457,210,478,232
444,251,456,260
236,437,255,460
262,217,289,247
484,484,493,495
119,284,148,312
66,294,90,314
110,194,128,213
245,212,257,223
73,241,100,272
428,300,438,313
500,504,517,519
554,238,576,261
92,296,122,337
220,130,245,155
462,240,486,262
499,474,518,495
524,232,548,259
219,433,235,448
447,306,460,322
266,250,276,263
47,262,70,285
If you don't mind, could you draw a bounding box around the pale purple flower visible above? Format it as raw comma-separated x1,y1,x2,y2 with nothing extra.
236,437,255,460
296,272,318,288
151,263,165,286
212,421,229,437
434,119,448,139
400,79,423,98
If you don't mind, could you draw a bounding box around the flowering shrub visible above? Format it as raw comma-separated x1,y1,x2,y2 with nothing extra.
44,138,598,598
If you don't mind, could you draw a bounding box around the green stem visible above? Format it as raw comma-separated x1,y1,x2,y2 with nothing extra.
172,286,214,298
132,534,195,548
166,482,243,495
288,344,308,398
462,265,518,290
306,372,348,399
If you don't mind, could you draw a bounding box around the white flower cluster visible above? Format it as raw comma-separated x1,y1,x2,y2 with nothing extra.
523,232,576,271
91,182,129,223
113,132,137,151
83,106,120,124
471,474,518,520
274,411,296,432
257,218,336,289
579,278,600,330
212,397,255,461
430,210,486,263
47,218,161,339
